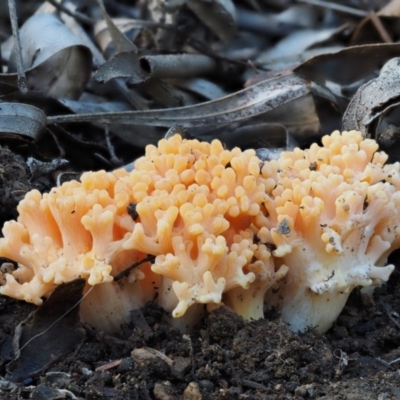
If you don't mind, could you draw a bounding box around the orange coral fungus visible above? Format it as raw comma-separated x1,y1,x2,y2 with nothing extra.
1,131,399,334
0,135,285,332
258,131,400,333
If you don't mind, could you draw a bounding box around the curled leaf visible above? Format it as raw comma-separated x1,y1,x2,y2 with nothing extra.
95,52,218,84
342,57,400,161
0,102,46,141
2,13,92,99
342,57,400,136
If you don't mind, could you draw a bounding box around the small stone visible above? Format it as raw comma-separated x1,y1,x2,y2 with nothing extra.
285,381,300,393
132,347,172,377
294,385,308,397
153,381,176,400
171,357,192,379
183,382,202,400
198,379,214,392
31,385,60,400
131,347,173,366
81,367,93,376
117,357,134,373
44,372,71,387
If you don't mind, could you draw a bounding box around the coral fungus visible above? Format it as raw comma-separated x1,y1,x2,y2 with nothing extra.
259,131,400,332
0,131,399,334
0,135,284,332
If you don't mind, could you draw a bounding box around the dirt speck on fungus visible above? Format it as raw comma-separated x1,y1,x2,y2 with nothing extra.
1,266,400,399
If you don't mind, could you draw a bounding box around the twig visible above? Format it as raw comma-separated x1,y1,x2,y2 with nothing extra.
388,356,400,365
45,0,95,25
182,334,196,380
296,0,368,17
114,255,156,281
188,37,248,66
8,0,27,94
369,12,392,43
56,171,82,187
28,354,63,378
380,301,400,330
46,127,66,158
241,379,268,390
104,126,121,166
333,348,349,377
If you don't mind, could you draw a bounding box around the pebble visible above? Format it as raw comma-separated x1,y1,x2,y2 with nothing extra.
183,382,202,400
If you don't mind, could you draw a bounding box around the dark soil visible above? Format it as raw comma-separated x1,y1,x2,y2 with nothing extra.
1,266,400,400
0,146,33,226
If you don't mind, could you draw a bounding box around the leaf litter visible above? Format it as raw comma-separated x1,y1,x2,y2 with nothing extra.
2,0,400,398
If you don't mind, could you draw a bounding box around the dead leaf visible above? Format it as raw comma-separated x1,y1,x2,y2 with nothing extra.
236,4,319,36
342,57,400,136
6,279,86,382
215,122,291,151
187,0,236,42
94,51,147,84
379,0,400,17
342,57,400,162
48,74,310,132
94,18,167,54
95,52,218,84
0,102,46,141
95,0,137,53
57,97,162,147
295,43,400,92
2,13,92,99
256,26,346,65
171,78,228,100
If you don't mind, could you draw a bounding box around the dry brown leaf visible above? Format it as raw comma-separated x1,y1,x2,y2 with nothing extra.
95,0,137,53
256,26,345,65
1,13,92,99
6,280,85,382
295,43,400,94
0,102,46,142
171,78,228,100
342,57,400,135
94,18,157,54
48,74,310,135
187,0,236,42
379,0,400,17
95,52,218,84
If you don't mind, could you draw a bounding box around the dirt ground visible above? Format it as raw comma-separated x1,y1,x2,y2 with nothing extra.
1,263,400,400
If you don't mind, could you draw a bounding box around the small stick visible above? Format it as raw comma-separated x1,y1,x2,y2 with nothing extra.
27,353,63,379
369,12,392,43
104,126,121,166
380,301,400,330
296,0,367,17
45,0,95,25
8,0,27,93
114,255,156,281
